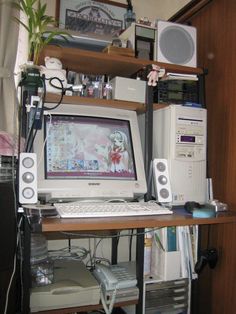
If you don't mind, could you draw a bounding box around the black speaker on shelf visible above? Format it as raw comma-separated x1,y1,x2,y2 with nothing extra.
153,158,172,203
18,152,37,204
155,20,197,67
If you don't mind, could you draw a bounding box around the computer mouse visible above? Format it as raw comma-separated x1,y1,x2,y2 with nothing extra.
184,201,201,213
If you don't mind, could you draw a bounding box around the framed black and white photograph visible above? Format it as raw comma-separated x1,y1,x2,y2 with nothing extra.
56,0,127,38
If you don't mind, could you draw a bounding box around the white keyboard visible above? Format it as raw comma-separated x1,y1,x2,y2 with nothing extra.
54,201,173,218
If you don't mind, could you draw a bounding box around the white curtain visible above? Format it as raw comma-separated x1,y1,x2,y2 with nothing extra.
0,1,19,134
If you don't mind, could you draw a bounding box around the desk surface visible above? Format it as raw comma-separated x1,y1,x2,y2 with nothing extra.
41,209,236,233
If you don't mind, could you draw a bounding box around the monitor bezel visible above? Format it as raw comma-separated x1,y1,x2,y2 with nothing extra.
34,103,147,202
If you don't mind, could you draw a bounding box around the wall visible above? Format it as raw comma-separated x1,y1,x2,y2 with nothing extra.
44,0,190,22
47,230,136,264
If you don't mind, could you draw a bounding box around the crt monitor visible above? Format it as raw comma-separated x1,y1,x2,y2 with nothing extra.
34,103,147,202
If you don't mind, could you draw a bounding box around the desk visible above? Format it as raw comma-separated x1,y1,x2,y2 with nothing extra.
41,210,236,233
26,210,236,314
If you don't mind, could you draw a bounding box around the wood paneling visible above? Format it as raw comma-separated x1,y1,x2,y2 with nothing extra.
191,0,236,207
172,0,236,312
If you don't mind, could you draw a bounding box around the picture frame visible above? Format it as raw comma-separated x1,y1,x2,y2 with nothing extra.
55,0,128,38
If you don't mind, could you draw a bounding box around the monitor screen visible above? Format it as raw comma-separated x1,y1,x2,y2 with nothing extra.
34,104,147,202
45,115,136,180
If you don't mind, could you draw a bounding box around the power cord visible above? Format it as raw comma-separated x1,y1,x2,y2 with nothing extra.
4,216,23,314
48,245,90,261
100,286,117,314
61,227,164,239
43,76,84,111
20,74,84,152
43,77,64,111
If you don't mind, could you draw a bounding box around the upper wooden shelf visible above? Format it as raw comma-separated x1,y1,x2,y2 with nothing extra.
39,45,203,77
44,92,167,113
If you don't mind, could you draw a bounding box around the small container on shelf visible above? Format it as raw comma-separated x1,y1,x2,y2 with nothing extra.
31,233,54,287
31,259,54,287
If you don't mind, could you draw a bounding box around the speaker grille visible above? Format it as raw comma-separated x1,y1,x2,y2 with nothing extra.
159,26,195,65
156,161,166,172
19,153,37,204
153,159,172,203
159,188,170,199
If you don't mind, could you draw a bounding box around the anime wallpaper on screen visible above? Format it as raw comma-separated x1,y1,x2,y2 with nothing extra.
45,115,136,181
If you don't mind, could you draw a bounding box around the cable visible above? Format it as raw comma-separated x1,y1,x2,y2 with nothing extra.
86,238,111,269
93,238,98,265
100,286,117,314
24,107,38,152
18,84,25,154
48,245,90,261
47,77,64,92
88,238,93,268
37,112,52,168
27,128,39,153
4,217,23,314
15,84,25,310
61,227,163,240
146,159,153,201
43,77,64,111
3,81,22,314
43,76,84,111
147,199,173,210
24,88,45,152
40,75,46,109
93,239,111,268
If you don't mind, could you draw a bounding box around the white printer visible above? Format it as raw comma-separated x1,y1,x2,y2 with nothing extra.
30,260,100,312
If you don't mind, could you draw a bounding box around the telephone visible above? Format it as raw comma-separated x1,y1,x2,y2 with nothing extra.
93,264,137,292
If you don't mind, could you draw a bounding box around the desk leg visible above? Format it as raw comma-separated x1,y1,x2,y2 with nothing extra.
111,234,119,264
136,228,144,314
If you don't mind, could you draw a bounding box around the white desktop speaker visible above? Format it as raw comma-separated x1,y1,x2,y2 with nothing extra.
19,153,37,204
155,20,197,67
153,159,172,203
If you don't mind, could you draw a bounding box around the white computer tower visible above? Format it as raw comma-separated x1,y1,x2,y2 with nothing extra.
153,105,207,205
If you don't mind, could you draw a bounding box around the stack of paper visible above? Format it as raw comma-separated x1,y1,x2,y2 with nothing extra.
161,72,198,81
177,226,198,280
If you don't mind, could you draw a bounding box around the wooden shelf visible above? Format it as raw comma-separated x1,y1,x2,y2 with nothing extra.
39,45,203,77
33,299,138,314
45,92,170,113
40,44,201,112
41,210,236,233
45,92,146,112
